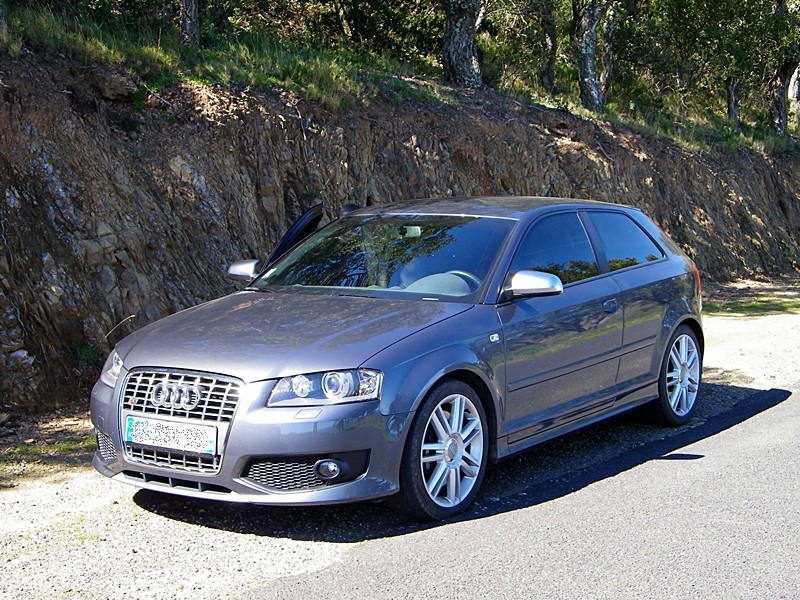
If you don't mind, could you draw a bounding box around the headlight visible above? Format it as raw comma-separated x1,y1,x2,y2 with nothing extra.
268,369,382,407
99,351,124,387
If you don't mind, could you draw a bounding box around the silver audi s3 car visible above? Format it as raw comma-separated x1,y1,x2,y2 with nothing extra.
91,197,703,520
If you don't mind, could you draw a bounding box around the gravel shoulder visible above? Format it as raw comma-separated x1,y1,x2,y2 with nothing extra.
1,279,798,599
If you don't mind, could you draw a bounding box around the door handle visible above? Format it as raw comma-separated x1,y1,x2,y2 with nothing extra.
602,298,618,314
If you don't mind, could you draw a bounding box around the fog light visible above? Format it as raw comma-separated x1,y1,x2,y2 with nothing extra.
314,459,346,481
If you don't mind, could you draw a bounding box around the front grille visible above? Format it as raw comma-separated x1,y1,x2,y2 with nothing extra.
125,445,220,473
96,431,117,462
122,369,242,422
243,456,329,491
120,369,241,474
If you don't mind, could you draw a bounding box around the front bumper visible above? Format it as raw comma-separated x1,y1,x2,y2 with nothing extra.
90,375,412,505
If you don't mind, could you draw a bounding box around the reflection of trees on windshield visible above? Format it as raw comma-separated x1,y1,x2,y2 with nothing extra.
258,215,511,290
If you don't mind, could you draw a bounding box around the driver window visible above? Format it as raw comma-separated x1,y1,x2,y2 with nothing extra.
511,213,599,284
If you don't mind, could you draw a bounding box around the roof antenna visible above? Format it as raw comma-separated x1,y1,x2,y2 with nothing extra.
104,314,136,340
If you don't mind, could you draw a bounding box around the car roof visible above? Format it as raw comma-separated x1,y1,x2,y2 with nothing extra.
352,196,636,220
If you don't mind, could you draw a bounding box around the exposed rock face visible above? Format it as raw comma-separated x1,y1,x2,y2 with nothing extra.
0,56,798,411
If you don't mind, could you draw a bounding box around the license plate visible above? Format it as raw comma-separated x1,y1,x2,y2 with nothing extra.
124,416,217,455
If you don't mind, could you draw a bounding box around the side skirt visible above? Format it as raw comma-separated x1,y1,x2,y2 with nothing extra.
496,380,658,461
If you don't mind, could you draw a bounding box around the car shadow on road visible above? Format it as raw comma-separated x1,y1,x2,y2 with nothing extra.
133,383,791,541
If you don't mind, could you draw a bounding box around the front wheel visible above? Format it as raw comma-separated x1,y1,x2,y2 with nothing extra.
653,324,702,426
395,379,489,521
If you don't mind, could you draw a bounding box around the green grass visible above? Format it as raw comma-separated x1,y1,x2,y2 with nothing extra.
186,38,441,109
7,5,178,76
0,436,96,466
601,103,800,156
4,4,799,147
3,4,441,110
74,344,105,368
704,297,800,315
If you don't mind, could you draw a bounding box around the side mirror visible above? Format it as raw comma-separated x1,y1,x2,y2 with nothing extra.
506,270,563,299
227,259,261,283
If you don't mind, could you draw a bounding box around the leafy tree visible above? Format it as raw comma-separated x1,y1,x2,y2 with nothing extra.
793,68,800,125
327,0,442,58
768,0,800,135
693,0,776,126
612,0,792,128
8,0,800,137
768,45,800,135
487,0,559,94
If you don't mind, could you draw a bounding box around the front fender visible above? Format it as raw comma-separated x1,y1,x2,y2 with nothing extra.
364,305,505,423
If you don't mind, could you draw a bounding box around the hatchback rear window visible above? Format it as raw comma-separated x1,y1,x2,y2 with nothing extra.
587,211,664,271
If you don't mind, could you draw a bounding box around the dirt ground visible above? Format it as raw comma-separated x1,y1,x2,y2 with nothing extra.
702,276,800,310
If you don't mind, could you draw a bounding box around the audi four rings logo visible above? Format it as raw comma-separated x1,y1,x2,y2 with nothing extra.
149,382,203,410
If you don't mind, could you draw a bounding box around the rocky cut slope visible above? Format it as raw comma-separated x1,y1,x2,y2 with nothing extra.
1,55,799,411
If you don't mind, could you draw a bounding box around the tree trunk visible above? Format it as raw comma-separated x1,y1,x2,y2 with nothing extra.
726,76,740,125
0,0,8,45
569,0,582,46
540,0,557,95
442,0,483,88
600,1,621,97
180,0,200,47
791,66,800,126
769,42,800,136
577,0,612,113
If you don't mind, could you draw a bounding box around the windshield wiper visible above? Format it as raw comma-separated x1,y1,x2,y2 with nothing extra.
335,291,376,299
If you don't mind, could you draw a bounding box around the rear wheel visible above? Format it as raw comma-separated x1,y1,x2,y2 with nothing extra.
653,325,702,426
395,379,488,521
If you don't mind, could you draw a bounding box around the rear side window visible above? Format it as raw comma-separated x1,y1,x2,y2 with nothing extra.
511,213,599,284
588,211,664,271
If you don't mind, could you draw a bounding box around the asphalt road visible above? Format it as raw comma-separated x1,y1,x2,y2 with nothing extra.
2,312,798,599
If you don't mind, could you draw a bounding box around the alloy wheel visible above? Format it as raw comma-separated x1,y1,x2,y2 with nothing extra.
665,333,701,417
419,393,485,508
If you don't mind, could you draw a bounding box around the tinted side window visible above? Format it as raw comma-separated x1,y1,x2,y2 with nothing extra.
588,212,664,271
512,213,599,284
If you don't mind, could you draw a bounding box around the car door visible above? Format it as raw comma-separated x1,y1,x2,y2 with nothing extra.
265,203,324,267
581,210,671,399
498,211,623,445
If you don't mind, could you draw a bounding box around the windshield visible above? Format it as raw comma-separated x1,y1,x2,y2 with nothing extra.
252,213,516,300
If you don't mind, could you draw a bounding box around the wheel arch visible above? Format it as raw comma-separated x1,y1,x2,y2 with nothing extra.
653,315,704,387
675,316,705,357
432,368,500,464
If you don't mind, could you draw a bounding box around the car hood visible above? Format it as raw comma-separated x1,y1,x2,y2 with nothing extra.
116,291,472,382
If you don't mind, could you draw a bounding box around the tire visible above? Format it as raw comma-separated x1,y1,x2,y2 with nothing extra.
394,379,489,521
653,324,702,426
